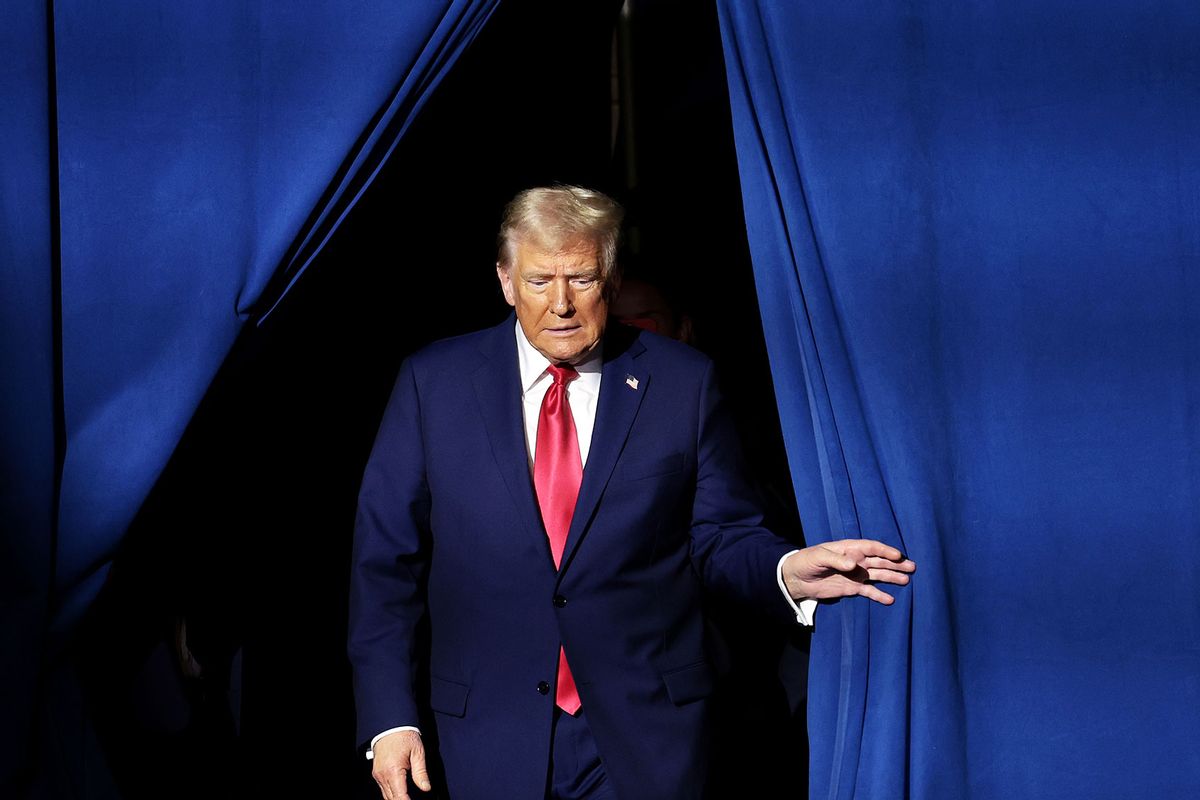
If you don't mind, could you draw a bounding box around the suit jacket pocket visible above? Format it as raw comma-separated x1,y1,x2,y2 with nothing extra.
617,452,686,482
661,661,715,706
429,676,470,718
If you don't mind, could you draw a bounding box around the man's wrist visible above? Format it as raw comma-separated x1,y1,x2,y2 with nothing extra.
366,726,421,760
776,550,817,627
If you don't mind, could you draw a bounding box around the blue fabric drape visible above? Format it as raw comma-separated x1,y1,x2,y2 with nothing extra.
0,2,57,782
2,0,497,782
718,3,1200,799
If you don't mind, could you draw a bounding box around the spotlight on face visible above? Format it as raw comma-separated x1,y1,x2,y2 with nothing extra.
497,237,610,365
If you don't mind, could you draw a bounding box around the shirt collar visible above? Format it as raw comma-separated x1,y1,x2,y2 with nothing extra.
514,319,603,395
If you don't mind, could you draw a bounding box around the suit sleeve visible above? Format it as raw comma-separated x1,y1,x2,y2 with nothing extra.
347,357,431,748
688,359,798,625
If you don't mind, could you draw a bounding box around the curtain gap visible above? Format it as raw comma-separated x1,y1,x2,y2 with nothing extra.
44,0,64,617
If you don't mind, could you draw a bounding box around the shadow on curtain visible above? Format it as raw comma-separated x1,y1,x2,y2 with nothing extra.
0,1,57,792
718,2,1200,798
1,1,498,793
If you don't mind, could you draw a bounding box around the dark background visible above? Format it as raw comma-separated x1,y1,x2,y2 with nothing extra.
74,2,808,796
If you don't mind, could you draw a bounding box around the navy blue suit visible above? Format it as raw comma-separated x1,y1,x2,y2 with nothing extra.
349,316,796,799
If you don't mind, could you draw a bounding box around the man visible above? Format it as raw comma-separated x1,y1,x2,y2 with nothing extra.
349,186,914,800
609,272,694,346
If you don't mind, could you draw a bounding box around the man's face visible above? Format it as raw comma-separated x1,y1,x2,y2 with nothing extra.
497,238,611,365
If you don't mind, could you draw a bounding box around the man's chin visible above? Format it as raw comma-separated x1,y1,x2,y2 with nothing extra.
535,336,597,365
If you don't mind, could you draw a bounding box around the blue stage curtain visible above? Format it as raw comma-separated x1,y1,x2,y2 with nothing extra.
718,3,1200,799
1,2,57,784
2,0,496,783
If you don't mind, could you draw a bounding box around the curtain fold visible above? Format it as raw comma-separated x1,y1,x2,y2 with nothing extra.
0,2,56,786
251,0,501,320
45,0,497,630
718,2,1200,798
2,0,498,788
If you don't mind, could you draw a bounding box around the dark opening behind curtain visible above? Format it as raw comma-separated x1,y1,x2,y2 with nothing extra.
718,2,1200,799
1,0,498,789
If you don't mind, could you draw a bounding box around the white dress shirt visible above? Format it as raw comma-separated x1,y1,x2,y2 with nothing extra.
515,321,603,467
367,323,814,758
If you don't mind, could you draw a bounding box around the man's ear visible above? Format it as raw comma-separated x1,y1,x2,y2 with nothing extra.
677,314,695,347
496,263,516,307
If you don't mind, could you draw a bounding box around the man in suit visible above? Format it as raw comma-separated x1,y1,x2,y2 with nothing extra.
349,186,914,800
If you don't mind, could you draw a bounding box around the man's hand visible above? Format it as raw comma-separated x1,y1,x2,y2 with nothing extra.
783,540,915,606
371,730,432,800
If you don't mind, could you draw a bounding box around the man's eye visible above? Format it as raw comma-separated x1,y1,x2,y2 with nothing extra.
528,280,549,288
571,278,596,288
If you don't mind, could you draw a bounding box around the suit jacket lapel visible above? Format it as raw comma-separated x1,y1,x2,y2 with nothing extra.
558,328,648,578
470,317,549,552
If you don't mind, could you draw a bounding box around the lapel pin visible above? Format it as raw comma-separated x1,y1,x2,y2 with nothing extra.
625,374,639,390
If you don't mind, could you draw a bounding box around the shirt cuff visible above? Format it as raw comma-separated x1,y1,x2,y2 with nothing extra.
366,726,422,760
776,549,818,627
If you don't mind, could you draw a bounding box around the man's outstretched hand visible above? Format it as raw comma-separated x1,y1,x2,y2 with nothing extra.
372,730,432,800
783,540,915,606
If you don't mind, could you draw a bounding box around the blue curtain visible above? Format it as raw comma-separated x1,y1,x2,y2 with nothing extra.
0,1,57,784
1,0,497,786
718,3,1200,799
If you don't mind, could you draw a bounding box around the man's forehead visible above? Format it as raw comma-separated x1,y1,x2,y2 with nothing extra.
515,238,601,272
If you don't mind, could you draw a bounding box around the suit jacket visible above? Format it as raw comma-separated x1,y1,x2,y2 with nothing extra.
348,315,796,800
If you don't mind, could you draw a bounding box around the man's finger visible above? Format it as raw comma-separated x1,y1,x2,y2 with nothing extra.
395,768,412,800
834,539,903,561
815,545,858,572
847,539,906,562
410,744,432,792
866,568,912,586
857,583,896,604
860,556,916,571
373,767,409,800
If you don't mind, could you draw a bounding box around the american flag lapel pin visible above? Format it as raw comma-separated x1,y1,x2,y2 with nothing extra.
625,374,639,390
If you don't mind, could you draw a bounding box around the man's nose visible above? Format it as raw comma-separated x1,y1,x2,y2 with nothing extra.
549,281,573,315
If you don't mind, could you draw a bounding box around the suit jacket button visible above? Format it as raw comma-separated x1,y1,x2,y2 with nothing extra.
552,595,567,608
536,681,550,695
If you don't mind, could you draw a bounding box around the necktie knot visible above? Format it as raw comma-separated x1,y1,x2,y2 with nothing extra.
547,363,578,385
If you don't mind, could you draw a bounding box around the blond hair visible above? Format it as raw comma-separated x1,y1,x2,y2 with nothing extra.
497,185,624,280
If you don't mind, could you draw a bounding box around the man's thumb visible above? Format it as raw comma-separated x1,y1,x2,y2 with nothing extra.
411,747,432,792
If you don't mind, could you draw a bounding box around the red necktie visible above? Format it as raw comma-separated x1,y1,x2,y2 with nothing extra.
533,363,583,715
